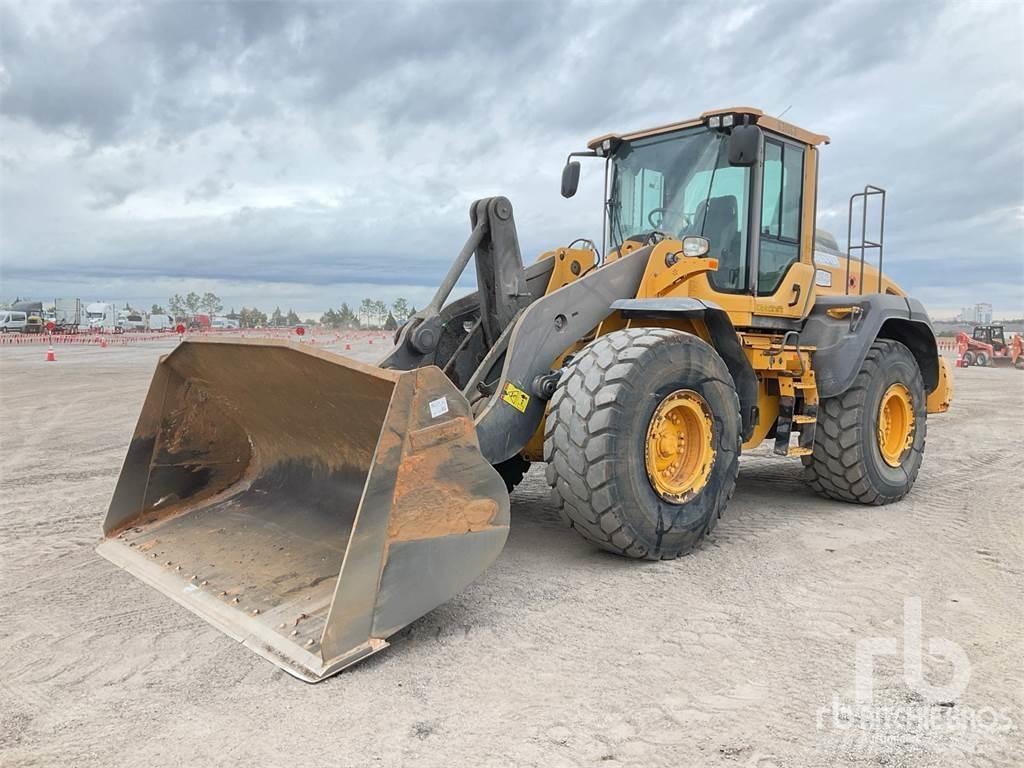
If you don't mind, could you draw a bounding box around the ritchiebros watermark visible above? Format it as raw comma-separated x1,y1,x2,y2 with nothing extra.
817,597,1014,756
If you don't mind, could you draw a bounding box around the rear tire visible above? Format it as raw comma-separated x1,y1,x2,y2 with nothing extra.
961,350,975,366
802,339,926,505
544,328,741,560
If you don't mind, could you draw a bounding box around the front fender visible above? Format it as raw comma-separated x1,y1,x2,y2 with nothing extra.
473,247,653,464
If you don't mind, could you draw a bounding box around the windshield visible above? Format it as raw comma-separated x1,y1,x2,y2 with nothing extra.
609,126,751,291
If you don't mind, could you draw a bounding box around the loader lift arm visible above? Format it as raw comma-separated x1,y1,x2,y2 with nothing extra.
380,197,653,464
380,197,532,379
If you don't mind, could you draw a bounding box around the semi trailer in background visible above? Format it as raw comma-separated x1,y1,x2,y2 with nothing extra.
147,313,175,331
53,298,82,332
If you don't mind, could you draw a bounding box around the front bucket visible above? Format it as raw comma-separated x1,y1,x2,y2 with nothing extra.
98,338,509,681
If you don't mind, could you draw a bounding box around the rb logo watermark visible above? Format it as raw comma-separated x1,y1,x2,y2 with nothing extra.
817,597,1013,757
854,596,971,704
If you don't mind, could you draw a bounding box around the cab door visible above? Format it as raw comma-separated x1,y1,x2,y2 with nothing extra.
751,135,817,321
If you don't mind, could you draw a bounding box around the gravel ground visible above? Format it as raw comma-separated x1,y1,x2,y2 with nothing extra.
0,340,1020,767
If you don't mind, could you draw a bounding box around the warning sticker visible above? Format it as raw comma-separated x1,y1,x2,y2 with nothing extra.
429,397,449,418
501,381,530,413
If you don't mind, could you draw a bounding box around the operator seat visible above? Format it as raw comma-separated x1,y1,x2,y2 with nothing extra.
695,195,740,286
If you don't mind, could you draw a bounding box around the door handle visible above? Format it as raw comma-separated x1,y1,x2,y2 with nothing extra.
787,283,802,307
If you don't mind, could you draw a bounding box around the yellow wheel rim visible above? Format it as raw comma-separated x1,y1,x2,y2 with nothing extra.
644,389,716,503
877,383,915,467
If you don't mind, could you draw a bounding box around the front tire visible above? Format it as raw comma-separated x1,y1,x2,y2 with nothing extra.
544,328,741,560
802,339,926,504
975,351,989,367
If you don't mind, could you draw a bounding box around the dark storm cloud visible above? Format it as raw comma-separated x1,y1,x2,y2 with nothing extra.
0,0,1021,314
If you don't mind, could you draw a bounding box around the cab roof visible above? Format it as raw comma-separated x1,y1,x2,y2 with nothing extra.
587,106,830,152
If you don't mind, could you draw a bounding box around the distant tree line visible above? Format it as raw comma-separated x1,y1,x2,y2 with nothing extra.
321,298,414,330
166,292,224,316
151,292,415,330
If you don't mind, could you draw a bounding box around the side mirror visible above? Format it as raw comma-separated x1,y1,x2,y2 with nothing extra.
728,124,762,167
561,160,581,198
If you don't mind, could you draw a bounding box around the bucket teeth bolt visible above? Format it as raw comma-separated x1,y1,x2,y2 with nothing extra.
231,597,240,604
251,608,260,615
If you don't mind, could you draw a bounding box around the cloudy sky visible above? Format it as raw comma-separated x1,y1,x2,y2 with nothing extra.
1,0,1022,318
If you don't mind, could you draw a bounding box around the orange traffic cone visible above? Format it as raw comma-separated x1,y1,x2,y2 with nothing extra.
46,345,56,362
100,337,108,349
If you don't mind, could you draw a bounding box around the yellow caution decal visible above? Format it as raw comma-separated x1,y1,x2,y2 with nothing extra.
501,381,530,413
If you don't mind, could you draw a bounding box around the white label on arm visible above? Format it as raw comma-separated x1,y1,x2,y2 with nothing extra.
429,397,449,418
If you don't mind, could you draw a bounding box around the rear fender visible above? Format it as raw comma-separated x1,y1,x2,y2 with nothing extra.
801,294,942,398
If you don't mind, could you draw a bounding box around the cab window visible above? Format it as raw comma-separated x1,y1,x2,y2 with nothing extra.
758,139,804,294
681,165,750,291
609,128,751,293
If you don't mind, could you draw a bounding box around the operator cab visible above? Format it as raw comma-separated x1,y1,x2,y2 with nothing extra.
563,107,829,327
973,325,1006,351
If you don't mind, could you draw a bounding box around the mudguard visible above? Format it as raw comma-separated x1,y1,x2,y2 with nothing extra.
609,297,759,441
801,294,941,398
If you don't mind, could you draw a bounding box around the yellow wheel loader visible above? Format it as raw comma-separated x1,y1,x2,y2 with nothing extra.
99,107,953,681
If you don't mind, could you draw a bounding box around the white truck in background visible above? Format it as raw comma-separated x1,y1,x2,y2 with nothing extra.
117,309,146,332
85,302,119,332
147,313,175,331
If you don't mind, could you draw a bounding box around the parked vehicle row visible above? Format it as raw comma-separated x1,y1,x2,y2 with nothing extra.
1,302,245,334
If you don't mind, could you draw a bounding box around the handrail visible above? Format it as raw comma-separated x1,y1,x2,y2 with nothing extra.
845,185,886,295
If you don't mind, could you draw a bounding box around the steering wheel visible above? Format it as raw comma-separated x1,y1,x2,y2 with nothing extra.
648,208,694,231
647,207,669,228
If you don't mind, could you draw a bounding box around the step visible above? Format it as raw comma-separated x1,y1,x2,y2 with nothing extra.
793,415,817,424
786,446,813,457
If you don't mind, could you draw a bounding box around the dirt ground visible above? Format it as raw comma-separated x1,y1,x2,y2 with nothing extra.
0,340,1020,767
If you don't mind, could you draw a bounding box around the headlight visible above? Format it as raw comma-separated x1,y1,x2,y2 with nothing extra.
682,236,710,257
721,113,734,128
707,115,721,129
